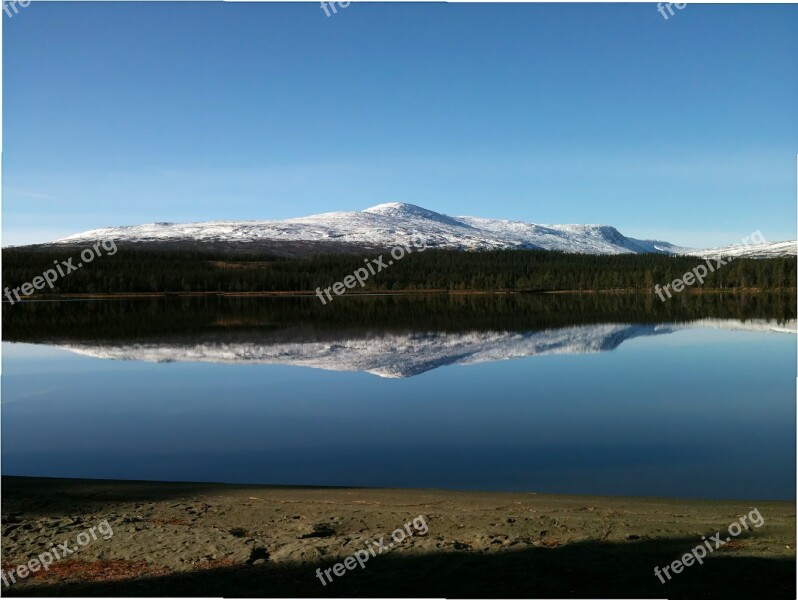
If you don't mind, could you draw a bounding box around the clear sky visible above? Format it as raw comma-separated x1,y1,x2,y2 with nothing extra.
3,2,796,247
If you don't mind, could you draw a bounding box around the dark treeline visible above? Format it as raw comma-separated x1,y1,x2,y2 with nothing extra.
2,247,795,295
4,293,795,344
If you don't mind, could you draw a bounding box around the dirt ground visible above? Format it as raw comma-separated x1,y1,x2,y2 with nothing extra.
1,476,794,598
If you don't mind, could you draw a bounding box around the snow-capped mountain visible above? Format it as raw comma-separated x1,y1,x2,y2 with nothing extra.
53,202,688,255
47,319,796,378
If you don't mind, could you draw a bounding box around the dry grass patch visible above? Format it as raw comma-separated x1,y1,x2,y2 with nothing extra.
31,559,169,582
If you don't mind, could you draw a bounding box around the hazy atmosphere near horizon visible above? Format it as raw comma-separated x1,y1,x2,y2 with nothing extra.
1,2,797,599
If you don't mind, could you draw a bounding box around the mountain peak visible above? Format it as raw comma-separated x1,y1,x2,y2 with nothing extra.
363,202,430,215
362,202,468,228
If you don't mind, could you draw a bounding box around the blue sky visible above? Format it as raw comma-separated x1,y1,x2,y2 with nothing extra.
3,2,796,247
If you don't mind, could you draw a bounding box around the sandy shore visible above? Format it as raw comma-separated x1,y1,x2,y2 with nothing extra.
1,477,794,598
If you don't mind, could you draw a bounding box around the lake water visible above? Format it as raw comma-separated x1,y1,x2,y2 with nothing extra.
2,295,795,500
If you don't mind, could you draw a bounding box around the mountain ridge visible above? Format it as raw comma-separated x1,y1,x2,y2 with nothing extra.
46,202,796,258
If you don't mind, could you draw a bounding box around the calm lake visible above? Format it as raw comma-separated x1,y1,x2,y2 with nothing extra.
2,294,795,500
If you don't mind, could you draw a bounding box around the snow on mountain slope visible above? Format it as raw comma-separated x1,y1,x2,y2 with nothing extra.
684,318,797,334
53,202,686,255
49,319,795,378
678,240,797,259
57,323,673,378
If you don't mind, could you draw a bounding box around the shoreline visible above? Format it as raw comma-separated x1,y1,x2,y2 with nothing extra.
2,474,794,503
2,476,794,597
